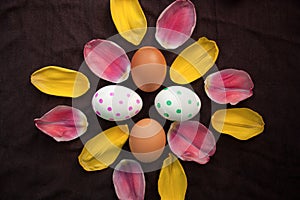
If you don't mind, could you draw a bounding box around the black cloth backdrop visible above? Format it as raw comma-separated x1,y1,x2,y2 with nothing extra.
1,0,299,199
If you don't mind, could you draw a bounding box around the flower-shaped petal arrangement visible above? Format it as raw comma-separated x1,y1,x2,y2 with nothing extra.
31,1,266,199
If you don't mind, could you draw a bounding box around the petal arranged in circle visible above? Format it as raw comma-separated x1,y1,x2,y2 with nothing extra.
158,153,187,200
167,121,216,164
84,39,130,83
30,66,90,97
34,106,88,142
110,0,147,45
113,159,145,200
211,108,265,140
205,69,254,105
78,125,129,171
156,0,196,49
170,37,219,84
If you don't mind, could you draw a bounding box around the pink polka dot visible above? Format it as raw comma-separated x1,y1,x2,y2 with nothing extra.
107,107,112,111
125,116,130,119
135,110,140,114
99,98,103,103
109,118,114,121
119,100,123,104
96,111,101,116
110,92,114,96
127,93,131,97
128,106,133,111
95,93,98,98
116,113,121,117
136,99,140,104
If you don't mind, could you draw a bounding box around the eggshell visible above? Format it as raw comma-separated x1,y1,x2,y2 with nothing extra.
131,46,167,92
154,86,201,121
129,118,166,163
92,85,143,121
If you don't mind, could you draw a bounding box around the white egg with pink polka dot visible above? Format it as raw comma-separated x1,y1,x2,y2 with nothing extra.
92,85,143,121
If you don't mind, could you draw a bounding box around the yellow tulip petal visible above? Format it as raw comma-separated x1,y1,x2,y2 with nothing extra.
110,0,147,45
170,37,219,84
211,108,265,140
78,125,129,171
158,153,187,200
30,66,90,98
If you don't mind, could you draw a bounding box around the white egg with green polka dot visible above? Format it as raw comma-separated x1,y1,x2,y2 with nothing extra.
154,86,201,121
92,85,143,121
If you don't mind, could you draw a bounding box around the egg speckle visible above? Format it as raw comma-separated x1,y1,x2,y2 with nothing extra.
155,86,201,121
129,118,166,163
92,85,143,121
131,46,166,92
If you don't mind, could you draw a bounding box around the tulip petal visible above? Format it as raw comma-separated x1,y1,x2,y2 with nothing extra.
170,37,219,84
156,0,196,49
30,66,90,97
158,153,187,200
204,69,254,105
167,121,216,164
211,108,265,140
110,0,147,45
78,125,129,171
84,39,130,83
113,159,145,200
34,106,88,142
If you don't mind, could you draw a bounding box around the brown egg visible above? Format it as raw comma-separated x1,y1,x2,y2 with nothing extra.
129,118,166,163
131,46,167,92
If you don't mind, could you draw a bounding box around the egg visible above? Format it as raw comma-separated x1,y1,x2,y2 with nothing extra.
131,46,167,92
129,118,166,163
155,86,201,121
92,85,143,121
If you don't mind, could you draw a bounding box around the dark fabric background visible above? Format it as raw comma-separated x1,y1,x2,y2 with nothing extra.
1,0,299,199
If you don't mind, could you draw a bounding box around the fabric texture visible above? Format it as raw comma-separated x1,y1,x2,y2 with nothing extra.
0,0,299,199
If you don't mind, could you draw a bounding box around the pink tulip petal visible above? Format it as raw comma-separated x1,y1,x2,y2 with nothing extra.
113,159,145,200
34,106,88,142
156,0,196,49
204,69,254,105
84,39,130,83
167,121,216,164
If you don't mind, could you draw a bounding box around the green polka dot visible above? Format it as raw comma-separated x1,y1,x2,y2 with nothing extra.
177,91,182,95
164,113,169,117
166,100,172,106
157,103,161,108
197,102,200,106
163,87,168,90
188,113,193,118
188,100,192,104
176,109,181,114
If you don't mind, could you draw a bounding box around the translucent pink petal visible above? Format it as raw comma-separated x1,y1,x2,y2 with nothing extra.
167,121,216,164
34,106,88,142
155,0,196,49
205,69,254,105
113,159,145,200
84,39,130,83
